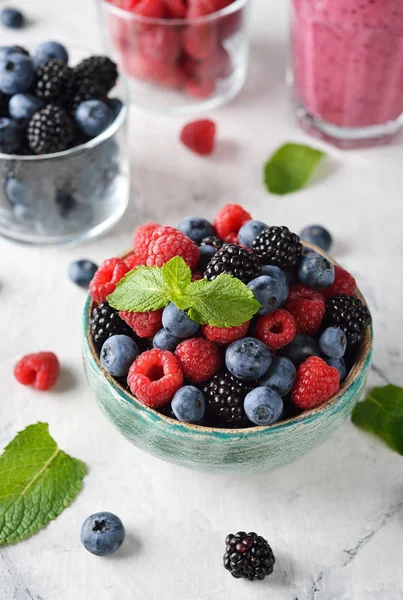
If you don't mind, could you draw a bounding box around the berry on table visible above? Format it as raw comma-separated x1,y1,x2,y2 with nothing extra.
291,356,340,410
120,308,163,338
323,265,357,299
261,265,289,304
35,59,73,102
324,295,371,346
204,243,261,284
177,216,215,245
226,337,272,381
175,337,222,382
300,225,332,252
147,225,200,269
323,356,347,381
285,284,325,335
100,334,139,377
252,226,302,268
238,220,269,250
33,41,69,68
247,275,284,316
280,333,320,367
9,93,44,121
180,119,216,156
319,327,347,359
0,52,35,95
27,105,75,155
0,118,22,154
89,257,129,303
75,100,114,138
213,204,252,240
259,356,296,397
162,303,199,338
202,370,253,426
68,259,98,288
298,251,335,290
244,387,283,425
14,352,60,391
171,385,206,423
255,309,297,350
224,531,275,581
1,7,24,28
133,222,160,256
201,321,250,345
81,512,125,556
153,328,181,352
90,302,134,351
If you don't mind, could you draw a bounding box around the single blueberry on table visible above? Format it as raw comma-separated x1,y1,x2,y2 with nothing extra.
162,302,199,338
198,244,216,272
244,386,283,426
100,335,139,377
226,337,272,381
298,251,335,290
1,8,24,28
0,53,35,95
259,356,296,397
0,119,22,153
33,41,68,68
177,216,215,245
75,100,114,138
280,334,320,367
300,225,332,253
68,259,98,288
247,275,283,316
238,220,269,249
153,328,181,352
172,386,206,423
261,265,289,304
319,327,347,359
81,512,125,556
9,93,44,121
323,356,346,381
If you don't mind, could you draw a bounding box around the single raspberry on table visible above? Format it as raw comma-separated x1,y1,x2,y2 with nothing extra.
120,309,163,338
89,258,129,303
285,284,325,335
180,119,216,156
128,349,183,407
133,222,160,256
214,204,252,240
124,253,147,270
323,265,357,300
134,0,165,17
255,310,297,350
164,0,187,18
202,321,250,345
175,337,222,382
147,226,200,269
291,356,340,410
14,352,60,391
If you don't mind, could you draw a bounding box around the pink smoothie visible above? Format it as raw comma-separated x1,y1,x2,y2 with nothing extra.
292,0,403,128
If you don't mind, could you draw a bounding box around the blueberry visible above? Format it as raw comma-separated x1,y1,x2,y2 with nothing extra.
300,225,332,253
0,119,22,153
153,328,181,352
323,356,346,381
261,265,289,304
68,259,98,288
9,93,44,121
33,41,68,68
226,337,272,381
298,252,335,290
259,356,296,397
177,216,215,245
280,334,320,367
162,303,199,338
247,275,283,316
107,97,123,118
0,45,28,60
5,177,32,205
171,386,206,423
198,244,216,271
75,100,114,138
238,220,269,249
1,8,24,28
81,512,125,556
244,387,283,426
100,335,139,377
319,327,347,359
0,53,35,95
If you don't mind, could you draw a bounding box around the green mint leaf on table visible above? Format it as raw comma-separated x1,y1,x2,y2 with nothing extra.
264,142,325,195
351,385,403,456
161,256,192,310
0,422,86,545
108,265,169,312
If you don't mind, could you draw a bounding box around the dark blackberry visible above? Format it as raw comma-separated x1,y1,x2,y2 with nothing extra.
200,236,223,250
35,59,74,102
224,531,275,581
324,295,371,346
253,226,302,268
90,302,135,353
70,56,118,111
27,104,75,154
204,243,261,284
202,371,253,427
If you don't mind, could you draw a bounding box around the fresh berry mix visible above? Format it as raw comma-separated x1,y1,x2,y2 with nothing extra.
88,205,371,429
224,531,275,581
81,512,125,556
14,352,60,391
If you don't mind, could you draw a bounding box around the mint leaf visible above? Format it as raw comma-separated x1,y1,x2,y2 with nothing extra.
107,266,170,312
264,142,325,195
0,423,87,545
186,274,261,327
161,257,192,310
351,385,403,455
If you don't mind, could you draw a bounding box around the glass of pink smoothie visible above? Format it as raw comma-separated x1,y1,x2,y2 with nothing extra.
291,0,403,148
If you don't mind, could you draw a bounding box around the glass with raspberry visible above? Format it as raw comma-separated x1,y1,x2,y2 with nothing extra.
291,0,403,148
99,0,251,115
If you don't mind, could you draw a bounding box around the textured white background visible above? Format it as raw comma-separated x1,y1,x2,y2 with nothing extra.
1,1,403,599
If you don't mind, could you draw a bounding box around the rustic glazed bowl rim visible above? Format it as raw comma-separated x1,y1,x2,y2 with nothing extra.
84,242,373,436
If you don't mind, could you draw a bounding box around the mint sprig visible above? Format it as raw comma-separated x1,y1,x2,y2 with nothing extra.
264,142,326,195
107,256,261,328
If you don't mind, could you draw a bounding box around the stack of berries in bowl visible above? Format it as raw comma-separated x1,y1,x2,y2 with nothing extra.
88,203,372,429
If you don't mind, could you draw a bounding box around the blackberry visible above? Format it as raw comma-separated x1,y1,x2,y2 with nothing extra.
70,56,118,111
90,302,135,353
202,371,253,427
224,531,275,581
204,244,261,284
324,295,371,346
35,59,73,102
27,104,75,154
253,226,302,268
200,236,223,250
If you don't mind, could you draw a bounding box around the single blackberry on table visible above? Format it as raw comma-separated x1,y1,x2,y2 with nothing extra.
253,226,302,268
27,104,75,154
202,371,253,427
35,59,73,102
324,295,371,346
204,243,262,284
224,531,275,581
90,302,135,352
200,235,223,250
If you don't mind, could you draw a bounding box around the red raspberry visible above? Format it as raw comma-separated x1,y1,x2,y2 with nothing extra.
285,284,325,335
138,26,181,63
182,24,218,60
183,46,231,82
224,232,238,244
133,222,160,256
201,321,250,344
125,253,147,270
119,309,163,338
128,349,183,407
14,352,60,391
187,0,218,17
134,0,165,17
175,337,222,382
192,271,203,281
323,265,357,299
180,119,216,156
184,78,215,99
213,204,252,239
123,53,174,83
291,356,340,410
89,258,129,303
147,225,200,269
255,310,297,350
164,0,186,18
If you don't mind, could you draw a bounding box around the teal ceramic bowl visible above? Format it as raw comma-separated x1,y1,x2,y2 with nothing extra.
83,245,373,474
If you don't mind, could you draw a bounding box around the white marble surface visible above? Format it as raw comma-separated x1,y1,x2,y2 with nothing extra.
1,1,403,599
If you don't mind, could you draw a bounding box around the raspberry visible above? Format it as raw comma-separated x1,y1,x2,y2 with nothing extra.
14,352,60,391
134,0,165,17
123,53,174,83
202,321,250,344
147,226,200,269
119,309,163,338
183,46,231,81
124,253,147,270
133,222,160,256
184,78,215,99
285,284,325,335
291,356,340,410
214,204,252,240
164,0,186,18
128,349,183,407
323,265,357,300
255,310,297,350
180,119,216,156
187,0,218,17
224,232,238,244
175,338,222,382
192,271,203,281
182,24,218,60
138,26,181,63
89,258,129,303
